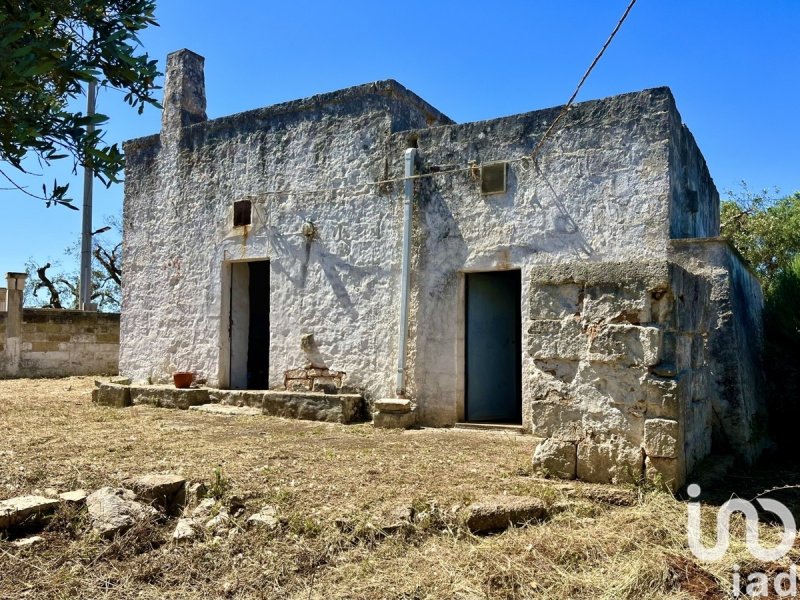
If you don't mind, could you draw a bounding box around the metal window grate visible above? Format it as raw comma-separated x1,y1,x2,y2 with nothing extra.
233,200,252,227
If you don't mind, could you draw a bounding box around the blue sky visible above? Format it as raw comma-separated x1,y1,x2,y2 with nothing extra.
2,0,799,280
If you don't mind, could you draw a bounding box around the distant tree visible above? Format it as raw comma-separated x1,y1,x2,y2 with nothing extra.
762,256,800,452
0,0,160,208
25,216,122,311
721,184,800,292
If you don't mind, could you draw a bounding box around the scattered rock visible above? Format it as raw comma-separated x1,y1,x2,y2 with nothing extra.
58,490,89,505
12,535,45,548
191,498,216,520
0,495,60,530
184,481,207,506
172,517,201,542
123,474,186,514
85,487,159,537
205,509,230,534
462,495,550,533
247,505,279,529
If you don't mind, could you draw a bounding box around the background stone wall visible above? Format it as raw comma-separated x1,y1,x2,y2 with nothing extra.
0,309,119,378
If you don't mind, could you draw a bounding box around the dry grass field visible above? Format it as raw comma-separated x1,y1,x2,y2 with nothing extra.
0,377,797,599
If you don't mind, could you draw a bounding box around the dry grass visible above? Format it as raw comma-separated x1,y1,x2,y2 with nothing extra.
0,377,797,599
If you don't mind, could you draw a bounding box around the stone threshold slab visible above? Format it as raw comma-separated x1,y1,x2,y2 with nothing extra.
453,422,527,434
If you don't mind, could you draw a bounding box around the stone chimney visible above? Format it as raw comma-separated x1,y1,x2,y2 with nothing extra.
161,49,207,132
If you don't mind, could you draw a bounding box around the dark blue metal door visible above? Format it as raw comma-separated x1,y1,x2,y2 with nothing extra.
465,271,521,423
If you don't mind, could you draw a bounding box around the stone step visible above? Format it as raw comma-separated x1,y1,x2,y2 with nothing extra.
210,390,364,424
453,422,526,434
189,404,261,417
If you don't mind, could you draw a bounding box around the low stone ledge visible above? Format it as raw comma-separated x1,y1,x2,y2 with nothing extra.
374,398,412,414
0,495,60,530
373,409,417,429
129,386,210,410
260,391,363,424
209,390,265,409
93,383,131,408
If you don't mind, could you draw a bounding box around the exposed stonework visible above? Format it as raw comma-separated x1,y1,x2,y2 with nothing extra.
120,50,765,490
0,305,118,379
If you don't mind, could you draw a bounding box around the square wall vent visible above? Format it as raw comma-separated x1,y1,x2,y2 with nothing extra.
233,200,252,227
481,162,507,195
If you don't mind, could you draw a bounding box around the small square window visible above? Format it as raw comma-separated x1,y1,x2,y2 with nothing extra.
481,162,507,195
233,200,251,227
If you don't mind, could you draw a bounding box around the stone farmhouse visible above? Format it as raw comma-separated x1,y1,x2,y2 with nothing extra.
120,49,765,489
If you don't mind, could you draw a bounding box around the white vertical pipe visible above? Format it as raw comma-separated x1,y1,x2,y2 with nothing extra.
396,148,417,396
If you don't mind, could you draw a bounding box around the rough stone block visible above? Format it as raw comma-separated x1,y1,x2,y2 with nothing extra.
645,456,684,491
373,409,417,429
86,487,159,538
374,398,412,414
529,399,583,441
286,379,312,392
312,376,339,393
532,438,577,479
643,375,682,419
462,496,549,533
129,386,209,409
587,324,662,366
529,283,583,319
58,490,89,505
261,391,364,424
0,495,60,530
644,418,680,459
95,383,131,408
583,282,649,324
124,474,187,512
528,318,584,361
576,437,643,484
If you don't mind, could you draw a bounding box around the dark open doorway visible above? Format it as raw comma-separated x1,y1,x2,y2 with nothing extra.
229,261,269,390
465,270,522,423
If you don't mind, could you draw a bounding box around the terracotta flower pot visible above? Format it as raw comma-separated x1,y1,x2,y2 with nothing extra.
173,371,194,389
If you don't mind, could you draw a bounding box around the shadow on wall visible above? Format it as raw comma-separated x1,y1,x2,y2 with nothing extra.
266,224,392,320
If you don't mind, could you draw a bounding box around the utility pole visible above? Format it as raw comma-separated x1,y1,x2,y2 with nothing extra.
79,80,97,311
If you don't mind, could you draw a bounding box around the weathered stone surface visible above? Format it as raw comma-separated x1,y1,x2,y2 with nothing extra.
173,517,200,542
129,386,209,410
643,418,680,459
94,383,131,408
463,496,549,533
58,490,88,505
587,324,662,367
532,439,576,479
191,498,216,520
373,409,417,429
205,509,230,533
645,456,684,491
576,437,643,485
189,403,261,416
124,474,186,511
528,319,584,361
374,398,412,414
85,487,158,537
0,496,59,530
261,391,364,424
247,505,279,529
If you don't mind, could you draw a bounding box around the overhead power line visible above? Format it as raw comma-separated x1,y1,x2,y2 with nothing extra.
245,0,639,199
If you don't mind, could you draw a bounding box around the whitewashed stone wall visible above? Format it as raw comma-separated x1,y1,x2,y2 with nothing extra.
121,50,765,489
